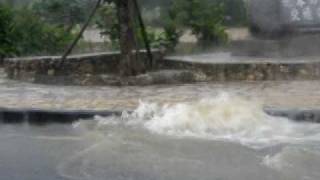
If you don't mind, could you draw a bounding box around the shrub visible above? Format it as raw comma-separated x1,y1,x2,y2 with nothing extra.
0,5,17,58
223,0,247,26
0,4,74,57
32,0,89,32
95,2,180,51
171,0,228,46
13,7,74,56
96,3,120,49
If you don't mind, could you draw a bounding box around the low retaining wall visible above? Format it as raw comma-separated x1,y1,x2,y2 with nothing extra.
5,51,320,84
0,107,319,124
0,107,121,124
160,58,320,81
0,57,3,67
4,51,163,85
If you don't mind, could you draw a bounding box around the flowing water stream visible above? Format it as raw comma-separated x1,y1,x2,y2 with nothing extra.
1,69,320,179
57,94,320,180
2,92,320,180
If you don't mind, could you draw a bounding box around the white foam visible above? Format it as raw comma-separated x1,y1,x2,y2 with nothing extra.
126,93,320,149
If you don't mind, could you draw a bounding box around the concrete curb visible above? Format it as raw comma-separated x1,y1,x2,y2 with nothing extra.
0,107,121,124
265,108,320,123
1,107,320,124
161,56,320,81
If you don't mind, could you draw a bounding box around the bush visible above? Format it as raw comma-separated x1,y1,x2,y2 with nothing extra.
160,5,183,51
223,0,247,26
95,2,180,51
170,0,228,46
32,0,89,32
0,5,17,58
96,3,120,49
13,7,74,56
0,4,74,57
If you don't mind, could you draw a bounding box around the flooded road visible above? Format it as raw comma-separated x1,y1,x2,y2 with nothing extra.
1,96,320,180
2,70,320,110
1,69,320,179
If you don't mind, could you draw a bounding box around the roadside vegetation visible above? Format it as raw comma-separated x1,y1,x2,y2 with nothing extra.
0,4,74,58
0,0,247,58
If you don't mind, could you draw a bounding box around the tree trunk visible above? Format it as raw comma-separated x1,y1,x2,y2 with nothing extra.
116,0,145,77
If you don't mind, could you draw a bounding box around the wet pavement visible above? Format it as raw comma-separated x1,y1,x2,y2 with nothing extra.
166,52,320,64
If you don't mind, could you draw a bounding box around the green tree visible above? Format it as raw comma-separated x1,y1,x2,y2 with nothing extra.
96,1,181,51
0,4,74,57
0,4,17,58
96,2,120,48
171,0,228,46
32,0,89,32
13,7,74,56
223,0,247,26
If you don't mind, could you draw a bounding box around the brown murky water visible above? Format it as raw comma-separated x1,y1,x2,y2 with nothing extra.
1,69,320,110
2,68,320,180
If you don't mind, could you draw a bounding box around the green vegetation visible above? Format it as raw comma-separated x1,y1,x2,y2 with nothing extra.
223,0,247,26
95,0,238,50
32,0,89,32
95,3,119,49
0,4,74,57
168,0,228,46
0,0,248,58
0,4,16,58
96,2,180,51
140,0,247,27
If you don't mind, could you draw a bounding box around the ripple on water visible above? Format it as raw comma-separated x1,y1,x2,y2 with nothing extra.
263,146,320,179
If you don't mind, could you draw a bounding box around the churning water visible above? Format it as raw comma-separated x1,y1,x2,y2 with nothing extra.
119,93,320,149
57,93,320,180
2,93,320,180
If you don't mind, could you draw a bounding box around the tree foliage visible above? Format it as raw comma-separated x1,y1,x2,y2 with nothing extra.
170,0,228,46
32,0,90,31
96,1,180,51
0,4,17,58
223,0,247,26
0,4,74,57
96,0,230,49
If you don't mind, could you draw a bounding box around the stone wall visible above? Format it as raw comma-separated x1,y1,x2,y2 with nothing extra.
5,51,320,85
1,107,320,124
0,57,3,67
4,51,163,85
159,58,320,81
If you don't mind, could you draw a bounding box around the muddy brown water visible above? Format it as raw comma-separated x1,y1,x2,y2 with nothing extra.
2,77,320,110
1,69,320,180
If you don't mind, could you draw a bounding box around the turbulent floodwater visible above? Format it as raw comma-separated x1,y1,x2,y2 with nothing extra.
2,93,320,180
123,93,320,149
2,69,320,179
1,66,320,110
60,94,320,180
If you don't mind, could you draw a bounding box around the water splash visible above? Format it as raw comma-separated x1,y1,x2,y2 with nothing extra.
124,93,320,149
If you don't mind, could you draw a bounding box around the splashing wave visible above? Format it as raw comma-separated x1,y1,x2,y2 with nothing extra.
123,93,320,149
